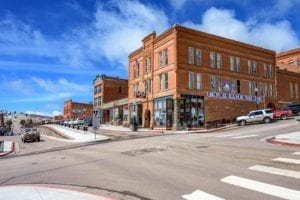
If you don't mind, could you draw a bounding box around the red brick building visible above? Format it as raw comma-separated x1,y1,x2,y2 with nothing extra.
93,74,128,124
63,99,93,120
275,48,300,107
128,25,276,130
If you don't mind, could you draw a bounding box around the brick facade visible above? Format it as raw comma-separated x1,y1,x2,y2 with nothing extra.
128,25,276,130
63,99,93,120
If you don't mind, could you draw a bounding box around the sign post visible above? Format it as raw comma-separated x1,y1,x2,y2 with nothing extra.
93,108,102,140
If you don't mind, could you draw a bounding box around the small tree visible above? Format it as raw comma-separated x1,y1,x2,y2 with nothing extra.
6,119,12,128
20,119,26,127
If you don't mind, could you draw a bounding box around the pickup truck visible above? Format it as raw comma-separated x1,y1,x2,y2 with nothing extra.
236,109,274,126
272,109,292,120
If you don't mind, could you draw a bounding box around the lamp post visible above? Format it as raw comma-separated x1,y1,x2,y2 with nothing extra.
255,87,259,109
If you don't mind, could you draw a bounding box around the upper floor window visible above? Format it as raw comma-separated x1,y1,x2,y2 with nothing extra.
230,56,240,72
159,73,168,91
295,83,299,99
188,72,194,89
188,47,202,66
118,86,122,93
144,79,152,94
263,64,268,78
133,59,140,78
159,49,168,67
94,84,102,95
269,64,273,78
289,59,294,65
289,82,294,99
144,57,152,74
210,75,216,91
134,82,139,97
216,53,222,69
210,52,215,68
195,49,201,66
247,60,252,75
298,58,300,67
188,47,194,65
196,73,202,90
253,61,258,75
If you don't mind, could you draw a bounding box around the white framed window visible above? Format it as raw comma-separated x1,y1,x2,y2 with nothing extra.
248,81,253,95
253,61,257,75
247,60,252,74
230,56,235,71
196,73,201,90
188,47,194,65
210,52,215,68
216,53,222,69
195,49,201,66
298,58,300,66
164,73,168,90
236,57,241,72
263,64,268,78
269,64,273,78
158,49,168,67
210,75,216,91
295,83,299,99
188,72,194,89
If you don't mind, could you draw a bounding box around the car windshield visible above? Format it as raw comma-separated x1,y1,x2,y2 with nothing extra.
24,128,31,133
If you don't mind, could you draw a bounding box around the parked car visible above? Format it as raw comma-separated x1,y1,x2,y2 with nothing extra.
272,108,293,120
236,109,274,126
282,103,300,116
73,118,84,125
21,128,40,143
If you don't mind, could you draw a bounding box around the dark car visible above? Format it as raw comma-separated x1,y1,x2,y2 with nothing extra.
282,103,300,116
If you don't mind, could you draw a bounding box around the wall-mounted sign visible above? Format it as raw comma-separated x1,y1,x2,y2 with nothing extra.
135,91,146,98
207,91,263,102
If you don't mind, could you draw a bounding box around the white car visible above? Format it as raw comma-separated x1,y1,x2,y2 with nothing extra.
236,109,274,126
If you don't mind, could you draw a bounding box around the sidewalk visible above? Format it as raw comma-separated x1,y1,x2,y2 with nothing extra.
0,185,114,200
43,125,110,143
269,131,300,146
0,141,14,157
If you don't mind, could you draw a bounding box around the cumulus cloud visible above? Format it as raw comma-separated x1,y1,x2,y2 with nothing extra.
184,7,300,52
169,0,188,10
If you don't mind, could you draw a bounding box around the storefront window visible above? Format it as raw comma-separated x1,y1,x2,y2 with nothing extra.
179,97,204,128
154,97,173,128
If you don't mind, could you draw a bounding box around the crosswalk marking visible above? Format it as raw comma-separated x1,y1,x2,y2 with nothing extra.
214,133,240,138
232,135,258,139
182,190,225,200
221,175,300,200
248,165,300,179
292,152,300,155
272,157,300,164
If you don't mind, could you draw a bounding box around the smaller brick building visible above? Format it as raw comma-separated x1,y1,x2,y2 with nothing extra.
63,99,93,120
275,48,300,107
93,74,128,124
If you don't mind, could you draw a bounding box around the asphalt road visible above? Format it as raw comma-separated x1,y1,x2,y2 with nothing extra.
0,119,299,200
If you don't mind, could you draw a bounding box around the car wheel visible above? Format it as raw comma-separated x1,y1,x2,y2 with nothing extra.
240,120,246,126
264,117,271,123
280,114,287,120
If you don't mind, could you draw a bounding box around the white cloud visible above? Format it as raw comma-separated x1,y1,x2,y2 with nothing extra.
169,0,188,10
52,110,62,116
184,7,300,52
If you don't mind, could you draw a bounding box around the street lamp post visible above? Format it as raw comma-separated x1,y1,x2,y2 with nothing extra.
255,87,259,110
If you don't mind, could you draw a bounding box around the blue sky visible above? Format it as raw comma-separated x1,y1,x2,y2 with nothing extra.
0,0,299,116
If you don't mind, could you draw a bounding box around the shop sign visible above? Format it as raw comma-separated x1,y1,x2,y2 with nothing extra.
135,91,146,98
207,91,263,102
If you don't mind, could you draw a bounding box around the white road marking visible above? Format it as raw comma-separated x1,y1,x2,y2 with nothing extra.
292,152,300,155
221,175,300,200
272,157,300,164
215,133,240,138
182,190,225,200
232,135,258,139
248,165,300,179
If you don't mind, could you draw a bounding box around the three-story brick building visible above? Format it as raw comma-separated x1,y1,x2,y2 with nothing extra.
128,25,276,130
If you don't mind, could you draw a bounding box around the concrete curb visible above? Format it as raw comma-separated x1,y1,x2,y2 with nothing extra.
0,141,15,158
267,138,300,147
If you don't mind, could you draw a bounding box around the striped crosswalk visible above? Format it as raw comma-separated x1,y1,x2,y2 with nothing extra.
214,133,259,139
182,151,300,200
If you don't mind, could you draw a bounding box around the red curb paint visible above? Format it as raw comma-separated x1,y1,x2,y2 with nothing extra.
269,139,300,147
0,142,15,158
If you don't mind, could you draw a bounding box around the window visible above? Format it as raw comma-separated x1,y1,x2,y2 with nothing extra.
253,61,257,75
164,73,168,90
134,83,139,97
263,64,268,78
159,73,168,91
289,59,294,65
210,52,215,68
270,84,274,97
236,57,241,72
196,49,201,66
118,86,122,93
269,64,273,78
216,53,222,69
196,73,202,90
230,56,235,71
144,57,151,74
133,60,140,78
230,79,235,93
188,72,194,89
237,80,241,93
188,47,194,65
144,79,152,94
159,49,168,67
298,58,300,66
248,81,253,95
247,60,252,74
210,75,216,91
